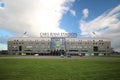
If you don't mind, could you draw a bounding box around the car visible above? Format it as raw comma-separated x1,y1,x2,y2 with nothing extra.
60,54,64,58
67,54,71,58
34,54,39,56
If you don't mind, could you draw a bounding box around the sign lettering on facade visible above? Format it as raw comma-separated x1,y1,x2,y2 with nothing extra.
40,33,77,38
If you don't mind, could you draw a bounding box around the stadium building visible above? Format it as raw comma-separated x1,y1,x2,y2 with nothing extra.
8,33,111,56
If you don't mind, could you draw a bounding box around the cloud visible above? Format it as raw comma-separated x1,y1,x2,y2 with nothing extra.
0,0,75,50
0,35,8,50
79,5,120,51
0,43,7,50
0,35,7,44
69,9,76,16
0,1,5,9
0,0,75,37
82,8,89,18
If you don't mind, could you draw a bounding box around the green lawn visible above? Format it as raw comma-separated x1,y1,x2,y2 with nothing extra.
0,58,120,80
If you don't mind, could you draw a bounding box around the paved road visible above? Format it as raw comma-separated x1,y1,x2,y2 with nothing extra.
0,56,120,59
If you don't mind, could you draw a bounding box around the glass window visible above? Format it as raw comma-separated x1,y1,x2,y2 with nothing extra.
93,46,98,51
51,37,65,49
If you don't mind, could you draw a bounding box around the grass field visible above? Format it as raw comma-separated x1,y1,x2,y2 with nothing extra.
0,57,120,80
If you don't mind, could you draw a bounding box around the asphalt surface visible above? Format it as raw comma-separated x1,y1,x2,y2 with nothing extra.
0,56,120,59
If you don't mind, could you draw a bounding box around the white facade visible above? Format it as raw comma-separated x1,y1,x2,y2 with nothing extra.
8,37,111,56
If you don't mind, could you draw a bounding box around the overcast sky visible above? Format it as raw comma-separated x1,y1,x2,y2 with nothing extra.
0,0,120,51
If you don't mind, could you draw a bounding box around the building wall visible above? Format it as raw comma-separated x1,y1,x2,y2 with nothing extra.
8,37,51,55
8,37,111,56
65,38,111,56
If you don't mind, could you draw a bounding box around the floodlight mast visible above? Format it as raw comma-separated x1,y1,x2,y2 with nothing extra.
22,32,27,37
92,32,96,37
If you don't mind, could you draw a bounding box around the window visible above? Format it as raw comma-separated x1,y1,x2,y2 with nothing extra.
81,50,88,52
69,50,78,52
99,40,103,42
19,46,22,51
84,46,87,48
48,46,50,48
79,46,82,48
41,42,45,44
93,46,98,51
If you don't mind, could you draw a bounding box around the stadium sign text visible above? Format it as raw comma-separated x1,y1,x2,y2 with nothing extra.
40,32,77,38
